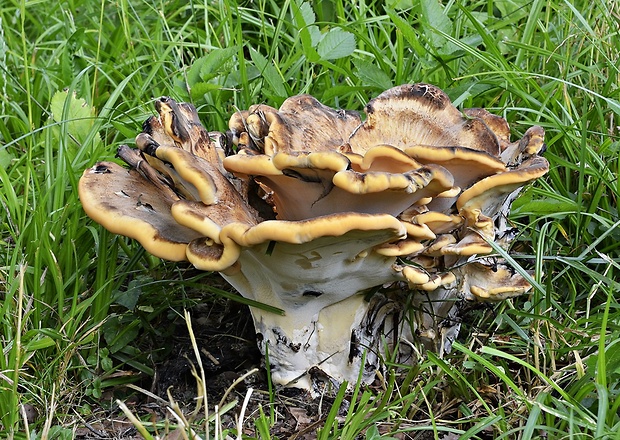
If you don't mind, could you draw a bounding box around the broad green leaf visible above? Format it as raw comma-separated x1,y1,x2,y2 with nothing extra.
100,351,114,372
494,0,531,20
419,0,455,54
291,0,320,61
102,316,140,354
386,9,427,58
50,90,100,156
388,0,414,9
317,28,356,60
297,1,316,26
225,65,261,88
186,56,207,85
420,0,452,37
0,148,14,170
61,28,85,82
23,329,59,351
190,81,227,101
308,25,323,47
198,46,239,82
511,197,578,216
50,90,97,145
365,425,381,440
186,46,240,94
353,60,393,90
112,276,150,311
295,2,322,47
249,47,288,98
110,120,141,139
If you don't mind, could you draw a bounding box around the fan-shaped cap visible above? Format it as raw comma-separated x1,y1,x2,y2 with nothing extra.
349,83,502,156
230,95,362,156
403,144,506,211
458,261,533,301
224,149,454,220
185,212,406,272
457,155,550,218
78,161,202,261
500,125,546,165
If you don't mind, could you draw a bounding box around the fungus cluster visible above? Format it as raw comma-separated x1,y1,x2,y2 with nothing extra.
79,84,548,392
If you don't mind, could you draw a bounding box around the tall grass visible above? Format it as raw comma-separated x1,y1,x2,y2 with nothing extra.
1,0,619,438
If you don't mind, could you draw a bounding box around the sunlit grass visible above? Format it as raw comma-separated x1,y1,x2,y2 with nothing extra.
1,0,619,438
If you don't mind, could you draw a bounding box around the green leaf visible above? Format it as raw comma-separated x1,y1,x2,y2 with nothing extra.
61,28,84,81
50,90,99,154
24,335,56,351
297,1,316,26
102,316,141,353
291,0,320,62
420,0,452,37
224,65,261,88
113,275,150,310
419,0,455,54
494,0,531,20
0,149,15,170
294,2,322,46
101,352,113,372
365,425,380,439
321,85,367,102
199,47,239,80
386,9,427,58
110,120,141,139
186,46,239,93
45,426,74,440
317,28,356,60
511,197,578,217
190,81,227,101
353,59,393,90
308,26,323,47
388,0,414,9
248,47,288,98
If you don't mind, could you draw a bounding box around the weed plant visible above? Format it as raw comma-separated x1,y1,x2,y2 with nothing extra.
1,0,619,438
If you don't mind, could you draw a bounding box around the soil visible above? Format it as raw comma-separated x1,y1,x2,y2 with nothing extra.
73,293,352,439
71,277,487,440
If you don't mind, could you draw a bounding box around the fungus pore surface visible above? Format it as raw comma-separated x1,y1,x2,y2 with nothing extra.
79,83,548,393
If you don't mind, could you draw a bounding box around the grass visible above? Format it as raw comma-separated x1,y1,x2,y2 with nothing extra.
1,0,619,438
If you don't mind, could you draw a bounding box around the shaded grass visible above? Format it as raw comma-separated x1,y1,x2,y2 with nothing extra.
1,0,619,438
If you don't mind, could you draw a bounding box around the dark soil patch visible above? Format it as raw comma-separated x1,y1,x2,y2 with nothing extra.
153,301,263,404
73,275,490,439
75,294,348,439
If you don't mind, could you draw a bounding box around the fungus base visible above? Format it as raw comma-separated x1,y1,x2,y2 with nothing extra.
218,239,414,391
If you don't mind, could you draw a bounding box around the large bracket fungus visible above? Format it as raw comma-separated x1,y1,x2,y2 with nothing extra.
79,84,548,392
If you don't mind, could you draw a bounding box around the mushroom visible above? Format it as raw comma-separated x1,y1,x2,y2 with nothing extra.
79,84,548,392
